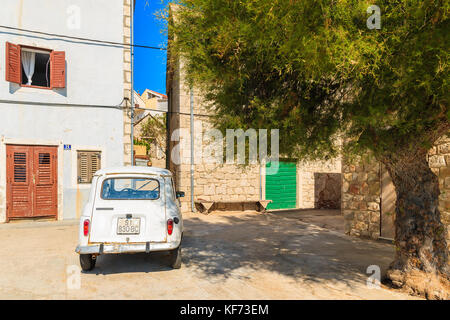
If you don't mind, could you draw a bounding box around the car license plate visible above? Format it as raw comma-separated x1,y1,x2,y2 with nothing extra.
117,218,140,235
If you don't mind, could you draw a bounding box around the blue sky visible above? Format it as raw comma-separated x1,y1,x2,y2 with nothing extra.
134,0,169,96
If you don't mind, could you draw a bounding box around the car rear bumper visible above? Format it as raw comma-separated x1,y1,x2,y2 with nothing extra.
75,240,180,255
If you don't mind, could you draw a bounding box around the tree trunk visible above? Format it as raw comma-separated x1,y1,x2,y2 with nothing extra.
383,151,450,299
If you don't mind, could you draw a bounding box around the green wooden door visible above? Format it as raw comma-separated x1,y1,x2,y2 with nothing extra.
265,161,297,210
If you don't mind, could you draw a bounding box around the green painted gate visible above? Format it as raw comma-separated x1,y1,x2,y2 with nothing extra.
265,161,297,210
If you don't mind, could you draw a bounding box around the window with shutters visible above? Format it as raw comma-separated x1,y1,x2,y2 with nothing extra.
5,42,66,89
77,151,101,184
20,48,51,88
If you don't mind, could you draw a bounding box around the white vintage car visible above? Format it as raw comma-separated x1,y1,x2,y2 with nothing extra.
75,166,184,271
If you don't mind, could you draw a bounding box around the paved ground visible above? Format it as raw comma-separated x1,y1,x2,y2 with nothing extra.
269,209,345,234
0,210,418,299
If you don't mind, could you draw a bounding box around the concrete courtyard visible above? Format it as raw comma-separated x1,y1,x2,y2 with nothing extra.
0,210,418,299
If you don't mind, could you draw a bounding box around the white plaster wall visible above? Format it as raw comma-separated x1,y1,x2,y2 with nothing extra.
0,0,125,221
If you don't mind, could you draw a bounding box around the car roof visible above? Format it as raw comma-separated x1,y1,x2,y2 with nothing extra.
94,166,172,177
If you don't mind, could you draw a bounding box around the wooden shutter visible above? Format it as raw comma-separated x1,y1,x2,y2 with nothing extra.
90,152,101,177
33,147,57,217
5,42,21,84
50,51,65,88
6,145,33,219
78,151,101,183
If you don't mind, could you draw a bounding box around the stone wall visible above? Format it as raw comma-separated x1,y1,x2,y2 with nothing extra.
342,158,381,238
123,0,132,166
429,136,450,246
342,136,450,246
298,158,342,209
167,54,261,212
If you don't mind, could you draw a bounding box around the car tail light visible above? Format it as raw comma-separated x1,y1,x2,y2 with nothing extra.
83,219,90,236
167,219,173,235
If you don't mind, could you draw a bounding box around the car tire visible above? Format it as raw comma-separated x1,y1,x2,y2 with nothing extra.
80,254,96,271
169,246,181,269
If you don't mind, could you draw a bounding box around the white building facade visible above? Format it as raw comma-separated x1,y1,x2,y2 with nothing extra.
0,0,131,222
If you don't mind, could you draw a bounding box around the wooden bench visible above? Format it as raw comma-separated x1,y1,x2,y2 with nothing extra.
195,199,272,214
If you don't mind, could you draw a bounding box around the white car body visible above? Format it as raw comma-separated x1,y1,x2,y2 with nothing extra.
75,166,183,265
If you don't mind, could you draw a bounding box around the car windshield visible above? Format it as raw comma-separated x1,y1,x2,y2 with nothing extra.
101,178,160,200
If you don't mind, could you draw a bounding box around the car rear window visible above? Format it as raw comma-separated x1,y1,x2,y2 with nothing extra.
101,178,160,200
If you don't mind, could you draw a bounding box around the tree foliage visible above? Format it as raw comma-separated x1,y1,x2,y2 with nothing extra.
167,0,449,161
136,114,166,155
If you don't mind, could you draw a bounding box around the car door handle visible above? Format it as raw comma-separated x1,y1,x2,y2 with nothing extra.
96,207,114,211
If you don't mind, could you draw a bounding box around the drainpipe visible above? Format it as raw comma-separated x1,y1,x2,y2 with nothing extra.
190,88,196,212
130,1,135,166
165,90,171,170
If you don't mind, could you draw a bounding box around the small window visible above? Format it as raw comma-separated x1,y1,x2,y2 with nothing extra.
101,178,160,200
5,42,66,89
77,151,101,184
21,48,51,88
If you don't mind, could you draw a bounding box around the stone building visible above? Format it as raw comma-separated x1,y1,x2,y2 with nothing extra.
342,136,450,248
166,5,342,213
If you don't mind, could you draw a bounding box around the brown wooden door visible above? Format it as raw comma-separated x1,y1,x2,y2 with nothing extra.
33,147,57,217
6,145,57,220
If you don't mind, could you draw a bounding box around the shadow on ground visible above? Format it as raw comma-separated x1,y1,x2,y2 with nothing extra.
90,211,394,290
85,251,174,275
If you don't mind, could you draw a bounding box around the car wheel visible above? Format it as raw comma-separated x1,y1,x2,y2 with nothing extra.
80,254,96,271
169,246,181,269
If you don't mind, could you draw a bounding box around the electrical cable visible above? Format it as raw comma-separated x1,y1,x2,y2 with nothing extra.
0,98,214,117
0,25,166,50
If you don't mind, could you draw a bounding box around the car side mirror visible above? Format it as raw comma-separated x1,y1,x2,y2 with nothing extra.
176,191,185,198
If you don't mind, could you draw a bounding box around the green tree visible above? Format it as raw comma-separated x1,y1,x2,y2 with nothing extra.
138,114,166,157
166,0,449,296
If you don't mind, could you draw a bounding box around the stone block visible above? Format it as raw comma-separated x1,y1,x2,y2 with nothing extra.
344,220,353,234
429,155,446,168
370,212,380,223
361,182,370,195
343,173,353,182
356,212,369,222
342,181,349,193
445,177,450,189
358,202,367,210
343,210,355,221
357,172,368,182
349,183,360,195
428,146,437,156
343,193,353,202
368,202,380,211
370,231,380,239
204,184,216,196
438,143,450,154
